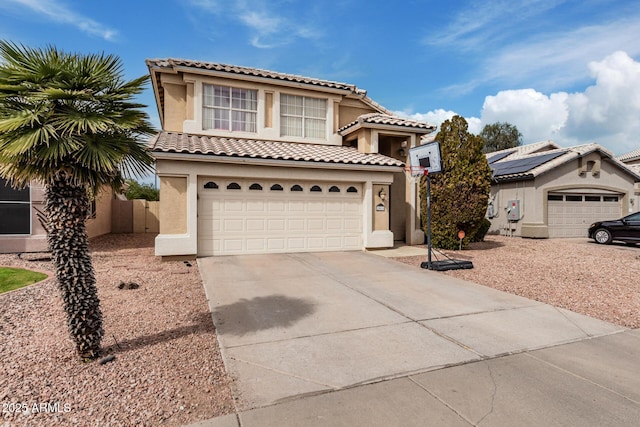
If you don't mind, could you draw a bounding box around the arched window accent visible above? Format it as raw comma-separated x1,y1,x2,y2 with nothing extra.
310,185,322,192
328,186,340,193
227,182,241,190
204,181,218,189
249,183,263,190
290,184,303,192
346,186,358,193
270,184,284,191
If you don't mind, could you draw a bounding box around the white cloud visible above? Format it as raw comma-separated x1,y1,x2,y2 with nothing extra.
402,51,640,155
394,108,482,136
481,89,569,143
3,0,118,41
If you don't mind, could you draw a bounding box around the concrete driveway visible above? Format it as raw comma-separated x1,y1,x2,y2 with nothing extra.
196,251,637,426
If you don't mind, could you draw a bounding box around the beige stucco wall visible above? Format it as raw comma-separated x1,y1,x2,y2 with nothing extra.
489,156,637,238
153,157,398,256
159,175,188,235
86,187,113,238
156,69,386,147
373,184,390,231
1,183,113,253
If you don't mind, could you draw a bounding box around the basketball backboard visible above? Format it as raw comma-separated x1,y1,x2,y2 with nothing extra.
408,141,442,174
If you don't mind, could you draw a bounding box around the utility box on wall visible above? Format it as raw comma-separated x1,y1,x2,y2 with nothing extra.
507,200,520,221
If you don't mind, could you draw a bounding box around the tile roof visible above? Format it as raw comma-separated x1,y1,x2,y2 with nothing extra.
338,113,436,134
146,58,392,115
148,132,404,168
618,147,640,162
490,143,640,182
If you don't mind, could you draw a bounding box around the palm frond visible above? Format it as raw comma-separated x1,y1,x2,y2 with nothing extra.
0,40,157,189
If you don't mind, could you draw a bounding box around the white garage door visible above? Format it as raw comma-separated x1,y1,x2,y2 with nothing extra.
197,178,363,255
547,193,622,238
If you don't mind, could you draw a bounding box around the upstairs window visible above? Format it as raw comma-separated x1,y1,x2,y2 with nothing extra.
280,94,326,139
203,84,257,132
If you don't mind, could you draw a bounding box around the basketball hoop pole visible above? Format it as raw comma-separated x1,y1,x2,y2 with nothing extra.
425,170,432,270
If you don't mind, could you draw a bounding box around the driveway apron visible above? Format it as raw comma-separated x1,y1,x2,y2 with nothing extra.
198,251,624,411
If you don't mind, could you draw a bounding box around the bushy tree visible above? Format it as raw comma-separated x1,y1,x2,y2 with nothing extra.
480,122,522,153
125,179,159,201
420,116,492,249
0,41,154,359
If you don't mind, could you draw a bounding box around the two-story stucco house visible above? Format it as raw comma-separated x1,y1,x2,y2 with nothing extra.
146,59,436,258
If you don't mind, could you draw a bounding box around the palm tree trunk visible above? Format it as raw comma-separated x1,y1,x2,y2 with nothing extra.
45,171,103,359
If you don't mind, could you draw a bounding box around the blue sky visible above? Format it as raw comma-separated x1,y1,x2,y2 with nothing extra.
1,0,640,155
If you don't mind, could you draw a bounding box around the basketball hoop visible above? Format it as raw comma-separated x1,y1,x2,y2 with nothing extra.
403,166,427,177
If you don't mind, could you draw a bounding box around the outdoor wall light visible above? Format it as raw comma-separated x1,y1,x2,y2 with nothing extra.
378,188,387,201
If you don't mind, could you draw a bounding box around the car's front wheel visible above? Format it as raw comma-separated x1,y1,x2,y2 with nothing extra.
594,228,612,244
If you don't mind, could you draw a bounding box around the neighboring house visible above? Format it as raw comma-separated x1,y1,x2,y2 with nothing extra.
486,141,640,239
618,148,640,175
0,178,114,253
146,59,436,257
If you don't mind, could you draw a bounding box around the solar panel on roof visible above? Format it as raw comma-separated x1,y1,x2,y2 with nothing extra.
487,150,515,164
491,151,566,177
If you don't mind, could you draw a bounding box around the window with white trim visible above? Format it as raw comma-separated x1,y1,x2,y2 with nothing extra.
203,84,257,132
280,94,326,138
0,178,31,235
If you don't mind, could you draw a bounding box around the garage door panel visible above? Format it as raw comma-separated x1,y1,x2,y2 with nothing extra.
247,200,265,212
287,218,305,231
308,201,325,212
288,201,305,212
246,219,266,231
307,218,325,231
269,200,286,212
246,239,265,251
548,193,622,238
224,200,243,212
198,178,363,255
326,218,343,230
267,219,285,231
308,237,325,249
287,238,305,249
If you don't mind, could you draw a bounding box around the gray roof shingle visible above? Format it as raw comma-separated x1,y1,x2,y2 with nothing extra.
148,132,404,168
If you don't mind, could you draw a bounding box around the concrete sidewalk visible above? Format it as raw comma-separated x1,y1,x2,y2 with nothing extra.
192,251,638,426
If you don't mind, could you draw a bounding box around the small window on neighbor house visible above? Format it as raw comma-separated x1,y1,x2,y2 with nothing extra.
346,186,358,193
290,184,303,192
310,185,322,192
204,181,219,189
87,199,97,220
249,183,263,190
566,195,582,202
226,182,241,190
270,184,283,191
603,196,619,202
585,195,601,202
547,194,563,201
0,177,31,235
328,186,340,193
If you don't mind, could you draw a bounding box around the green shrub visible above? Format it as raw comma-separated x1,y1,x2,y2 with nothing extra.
420,116,492,250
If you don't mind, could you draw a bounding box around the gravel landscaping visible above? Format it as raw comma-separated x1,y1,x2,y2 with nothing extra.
1,234,234,427
393,235,640,329
2,233,638,426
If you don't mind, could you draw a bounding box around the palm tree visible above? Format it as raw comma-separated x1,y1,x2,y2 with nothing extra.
0,41,154,360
